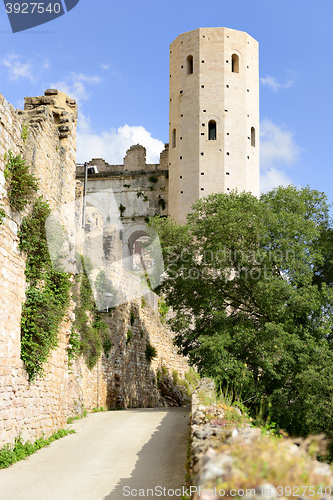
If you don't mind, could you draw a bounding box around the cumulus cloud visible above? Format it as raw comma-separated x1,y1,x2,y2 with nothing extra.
76,116,165,165
260,119,301,193
260,118,301,169
0,53,50,82
260,72,295,92
260,168,294,193
0,54,33,81
50,73,102,104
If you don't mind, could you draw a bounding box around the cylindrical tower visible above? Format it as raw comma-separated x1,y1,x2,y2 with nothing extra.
169,27,259,224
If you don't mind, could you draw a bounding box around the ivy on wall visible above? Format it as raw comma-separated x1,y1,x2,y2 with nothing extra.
19,197,71,381
69,257,111,369
4,150,38,212
0,206,5,225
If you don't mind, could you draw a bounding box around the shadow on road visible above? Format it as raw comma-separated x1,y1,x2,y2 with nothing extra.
105,407,190,500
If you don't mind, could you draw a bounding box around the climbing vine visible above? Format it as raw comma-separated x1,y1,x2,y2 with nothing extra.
69,258,111,368
19,197,71,381
4,150,38,212
0,205,5,225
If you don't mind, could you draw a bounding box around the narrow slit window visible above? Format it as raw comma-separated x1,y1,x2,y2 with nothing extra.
186,55,193,74
251,127,255,147
172,128,176,149
231,54,239,73
208,120,217,140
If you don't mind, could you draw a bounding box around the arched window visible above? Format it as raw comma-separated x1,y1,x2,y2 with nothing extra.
172,128,176,149
208,120,217,140
186,55,193,74
231,53,239,73
251,127,255,147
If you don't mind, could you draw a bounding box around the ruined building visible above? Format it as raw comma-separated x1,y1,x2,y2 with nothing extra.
80,27,260,230
0,27,259,447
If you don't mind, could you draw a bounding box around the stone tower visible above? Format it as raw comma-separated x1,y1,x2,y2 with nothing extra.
168,27,260,224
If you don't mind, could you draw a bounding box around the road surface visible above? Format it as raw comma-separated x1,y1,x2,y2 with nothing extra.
0,407,190,500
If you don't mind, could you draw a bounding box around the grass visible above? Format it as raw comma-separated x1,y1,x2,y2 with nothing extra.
214,435,333,497
194,389,333,498
0,429,75,469
67,408,87,424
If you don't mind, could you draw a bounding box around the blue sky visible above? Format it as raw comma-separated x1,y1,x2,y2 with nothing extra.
0,0,332,202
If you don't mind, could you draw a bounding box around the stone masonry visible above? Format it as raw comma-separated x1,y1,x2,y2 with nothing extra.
0,89,188,448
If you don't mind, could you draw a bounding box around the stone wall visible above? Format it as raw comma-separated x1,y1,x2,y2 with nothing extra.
0,90,188,448
0,89,78,447
68,297,189,412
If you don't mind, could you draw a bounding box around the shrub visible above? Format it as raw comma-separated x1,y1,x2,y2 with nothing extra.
19,197,71,380
70,257,110,369
4,150,38,212
0,206,5,225
0,429,75,469
126,330,133,344
145,342,157,362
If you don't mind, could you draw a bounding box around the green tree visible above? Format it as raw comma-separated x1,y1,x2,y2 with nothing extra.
149,186,333,438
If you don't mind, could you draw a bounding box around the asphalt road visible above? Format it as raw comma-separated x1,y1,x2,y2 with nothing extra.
0,407,190,500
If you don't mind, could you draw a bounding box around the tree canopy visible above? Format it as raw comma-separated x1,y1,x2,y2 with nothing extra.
149,186,333,438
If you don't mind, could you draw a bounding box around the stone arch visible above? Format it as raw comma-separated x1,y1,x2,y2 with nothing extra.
122,224,151,268
231,53,240,73
186,55,193,74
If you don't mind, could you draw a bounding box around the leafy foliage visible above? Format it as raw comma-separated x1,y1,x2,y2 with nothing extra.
149,186,333,440
158,298,169,324
19,197,71,381
94,269,117,311
70,258,111,368
4,150,38,212
21,124,29,144
145,342,157,362
0,429,75,469
119,204,126,216
0,205,5,225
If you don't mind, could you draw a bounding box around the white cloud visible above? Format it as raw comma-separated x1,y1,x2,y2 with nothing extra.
100,63,110,70
260,72,295,92
76,116,164,165
259,119,301,193
50,73,102,104
260,168,294,193
0,54,50,82
0,54,34,81
260,118,301,170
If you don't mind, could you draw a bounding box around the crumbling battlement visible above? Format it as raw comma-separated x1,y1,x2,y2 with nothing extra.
76,143,169,176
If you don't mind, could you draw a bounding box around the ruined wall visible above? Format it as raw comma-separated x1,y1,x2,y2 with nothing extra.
0,90,188,448
76,144,169,223
68,297,188,412
0,90,78,447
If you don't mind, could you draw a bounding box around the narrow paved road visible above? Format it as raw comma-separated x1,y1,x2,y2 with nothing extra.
0,407,190,500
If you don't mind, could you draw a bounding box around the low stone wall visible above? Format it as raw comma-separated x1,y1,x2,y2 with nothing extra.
188,379,333,500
